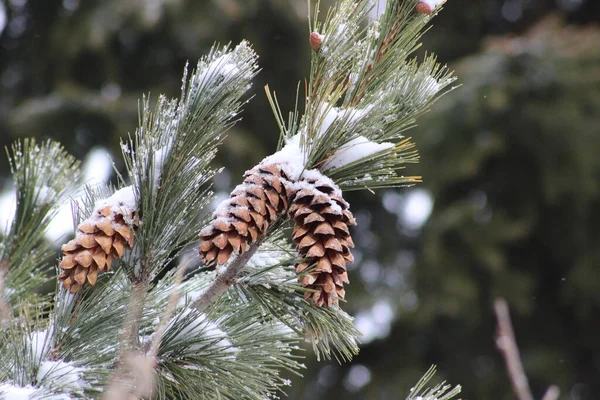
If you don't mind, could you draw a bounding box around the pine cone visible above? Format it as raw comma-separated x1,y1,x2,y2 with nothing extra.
288,175,356,307
59,205,136,293
199,163,290,267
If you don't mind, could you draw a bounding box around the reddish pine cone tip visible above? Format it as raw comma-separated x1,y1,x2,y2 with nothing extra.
289,178,356,308
59,205,136,293
199,163,291,267
416,0,447,15
309,32,323,51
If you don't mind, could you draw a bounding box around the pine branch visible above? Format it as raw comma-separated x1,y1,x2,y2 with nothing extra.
191,238,264,313
0,2,465,398
405,365,461,400
296,0,457,190
1,139,80,308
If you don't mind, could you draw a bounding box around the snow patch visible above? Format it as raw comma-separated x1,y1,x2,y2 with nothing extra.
260,135,306,181
152,140,173,189
315,103,372,138
421,74,441,99
246,250,285,269
322,136,394,170
0,384,37,400
37,360,87,393
167,310,238,357
93,186,136,218
30,329,52,362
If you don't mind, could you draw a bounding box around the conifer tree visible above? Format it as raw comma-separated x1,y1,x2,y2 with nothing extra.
0,0,461,398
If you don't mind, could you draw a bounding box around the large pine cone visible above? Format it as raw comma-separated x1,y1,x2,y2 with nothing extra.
199,164,290,266
288,175,356,307
59,205,135,293
198,161,356,307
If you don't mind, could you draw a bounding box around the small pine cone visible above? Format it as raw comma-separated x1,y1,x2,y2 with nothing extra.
309,31,324,51
199,163,290,267
59,206,136,293
288,176,356,307
416,0,446,15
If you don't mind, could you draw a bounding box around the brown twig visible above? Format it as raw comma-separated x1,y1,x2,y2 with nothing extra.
494,298,560,400
541,385,561,400
191,236,264,312
0,260,11,326
103,262,153,399
147,263,187,359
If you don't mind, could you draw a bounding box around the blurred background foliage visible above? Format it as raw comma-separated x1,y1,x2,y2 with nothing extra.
0,0,599,399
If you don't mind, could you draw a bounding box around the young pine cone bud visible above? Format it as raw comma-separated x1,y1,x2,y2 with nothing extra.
199,164,290,266
309,31,324,51
288,174,355,307
59,187,137,293
416,0,447,15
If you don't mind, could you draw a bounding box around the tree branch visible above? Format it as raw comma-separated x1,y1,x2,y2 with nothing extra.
494,298,560,400
0,260,10,326
541,385,560,400
191,236,264,313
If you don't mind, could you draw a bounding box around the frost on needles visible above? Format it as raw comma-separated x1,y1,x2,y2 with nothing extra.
0,1,460,399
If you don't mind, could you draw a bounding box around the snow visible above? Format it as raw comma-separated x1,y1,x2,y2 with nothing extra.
322,136,394,170
246,250,285,269
34,185,57,206
194,42,255,90
0,185,15,234
368,0,387,20
260,135,306,181
152,140,173,188
92,186,136,220
316,104,340,137
421,74,441,99
167,310,238,356
37,361,86,393
296,169,341,195
30,329,52,362
315,103,372,138
0,384,37,400
177,287,208,309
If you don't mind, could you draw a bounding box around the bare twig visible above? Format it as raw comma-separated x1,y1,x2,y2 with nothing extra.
147,263,187,359
0,260,11,326
494,298,560,400
494,298,534,400
541,385,561,400
104,266,152,399
191,237,264,312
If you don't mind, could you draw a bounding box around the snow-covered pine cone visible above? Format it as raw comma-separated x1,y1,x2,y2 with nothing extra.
59,187,137,293
199,164,290,266
198,157,356,308
288,174,355,307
